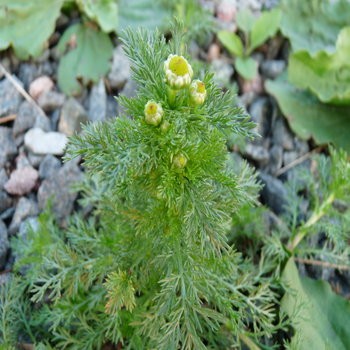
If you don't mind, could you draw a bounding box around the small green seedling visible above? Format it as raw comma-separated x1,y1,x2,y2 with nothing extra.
218,7,281,80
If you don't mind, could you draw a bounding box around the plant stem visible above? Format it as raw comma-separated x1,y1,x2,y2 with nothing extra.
239,333,263,350
168,87,178,108
289,192,335,251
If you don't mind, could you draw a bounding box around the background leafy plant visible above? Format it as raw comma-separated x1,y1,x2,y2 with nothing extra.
218,7,281,80
266,76,350,152
267,0,350,149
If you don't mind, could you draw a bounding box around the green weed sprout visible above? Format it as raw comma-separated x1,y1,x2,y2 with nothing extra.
8,28,282,349
218,7,281,80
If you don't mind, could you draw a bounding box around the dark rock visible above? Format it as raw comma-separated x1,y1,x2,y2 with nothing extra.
0,207,15,221
261,60,286,79
0,220,9,270
243,143,269,165
265,144,283,175
0,169,8,189
283,151,299,166
106,95,118,120
37,90,66,112
0,76,22,117
39,155,61,179
108,46,131,89
12,101,38,137
18,63,38,89
88,79,107,122
0,272,11,286
50,109,61,131
259,172,288,215
294,138,309,156
59,98,88,136
0,127,17,167
272,117,294,150
238,92,257,108
249,97,272,138
38,159,83,221
9,197,40,234
0,192,12,215
14,133,25,148
34,112,51,132
4,165,39,196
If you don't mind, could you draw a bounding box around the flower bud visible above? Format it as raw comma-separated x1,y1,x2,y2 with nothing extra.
160,120,170,132
173,154,187,169
144,101,163,126
189,80,207,105
164,54,193,90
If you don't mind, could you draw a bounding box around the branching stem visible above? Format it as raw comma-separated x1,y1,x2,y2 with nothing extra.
289,192,335,252
239,333,262,350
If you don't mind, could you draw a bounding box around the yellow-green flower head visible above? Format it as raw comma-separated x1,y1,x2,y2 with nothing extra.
164,54,193,90
190,80,207,105
173,153,187,169
144,101,163,126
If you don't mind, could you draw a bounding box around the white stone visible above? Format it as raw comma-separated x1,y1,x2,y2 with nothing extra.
24,128,68,155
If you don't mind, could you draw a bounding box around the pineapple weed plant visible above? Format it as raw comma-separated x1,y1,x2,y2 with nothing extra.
1,28,350,350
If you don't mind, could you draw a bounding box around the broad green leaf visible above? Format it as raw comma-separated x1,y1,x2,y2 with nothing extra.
235,56,257,80
76,0,118,33
249,9,281,53
57,23,113,96
280,0,350,54
288,27,350,105
217,31,243,57
236,7,255,33
0,0,63,59
281,258,350,350
266,76,350,151
118,0,171,31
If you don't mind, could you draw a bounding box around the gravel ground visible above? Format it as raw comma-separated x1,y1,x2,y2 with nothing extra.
0,0,347,300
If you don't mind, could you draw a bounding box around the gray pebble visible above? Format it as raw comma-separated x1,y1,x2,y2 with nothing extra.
39,155,61,179
0,220,8,270
38,159,83,222
0,169,8,189
243,143,269,165
0,76,22,117
34,113,51,132
37,90,66,112
210,59,234,88
59,98,88,136
88,79,107,122
106,95,118,120
117,80,138,116
272,117,294,150
18,63,38,89
259,171,288,215
265,144,283,175
261,60,286,79
0,127,17,167
108,46,131,90
249,97,272,138
28,152,45,168
12,101,38,137
9,197,40,234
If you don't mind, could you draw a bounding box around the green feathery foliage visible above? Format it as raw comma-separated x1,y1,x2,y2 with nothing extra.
6,28,286,349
